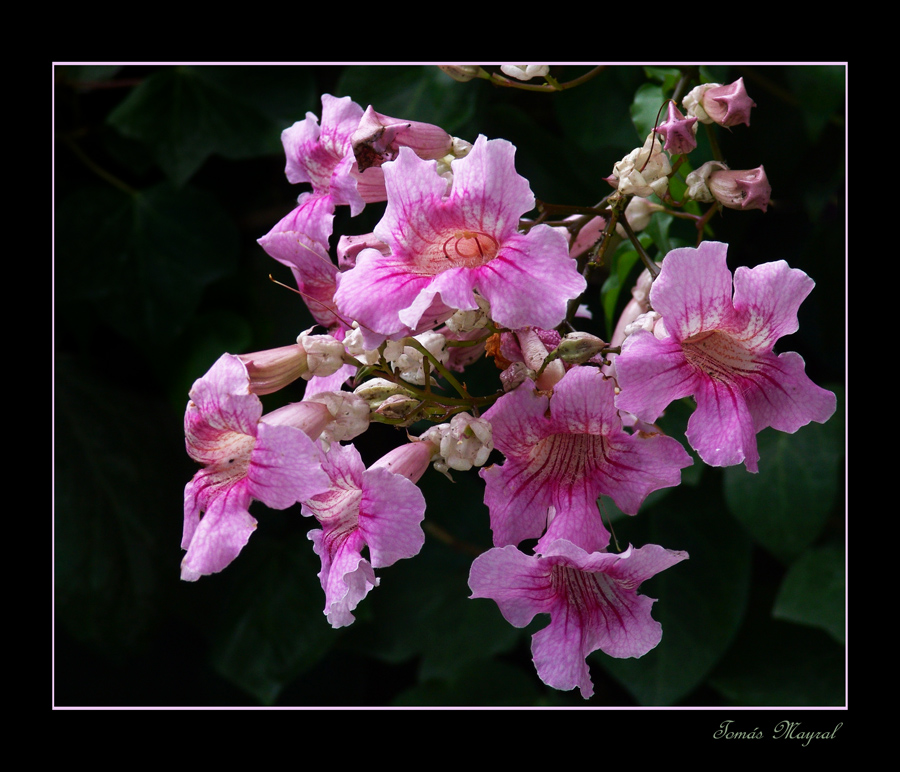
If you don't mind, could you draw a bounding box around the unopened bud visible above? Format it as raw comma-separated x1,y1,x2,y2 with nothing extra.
303,391,370,447
500,65,550,81
353,377,409,408
609,132,672,198
369,440,438,484
555,332,608,364
683,77,756,128
707,165,771,213
438,65,485,82
238,343,310,395
296,328,346,379
374,394,422,421
654,101,698,155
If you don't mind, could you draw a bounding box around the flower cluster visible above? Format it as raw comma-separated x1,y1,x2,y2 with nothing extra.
179,74,835,700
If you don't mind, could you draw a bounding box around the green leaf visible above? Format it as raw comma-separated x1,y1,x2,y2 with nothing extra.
209,532,339,705
631,83,666,140
723,385,844,563
601,240,642,335
709,620,844,706
336,65,477,136
597,482,753,705
773,543,845,645
392,659,541,707
108,66,316,185
54,356,177,651
347,537,521,683
786,65,845,142
56,182,239,345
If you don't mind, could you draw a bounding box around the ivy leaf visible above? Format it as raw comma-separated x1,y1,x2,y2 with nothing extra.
773,543,845,645
723,385,844,563
209,531,338,705
107,66,316,185
56,182,239,345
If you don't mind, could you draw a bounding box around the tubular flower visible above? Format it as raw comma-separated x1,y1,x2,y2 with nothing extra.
181,354,332,581
301,442,427,628
480,365,692,554
333,134,587,339
613,241,836,472
468,540,689,699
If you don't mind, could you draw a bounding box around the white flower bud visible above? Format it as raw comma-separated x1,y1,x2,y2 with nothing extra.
303,390,371,448
296,328,346,379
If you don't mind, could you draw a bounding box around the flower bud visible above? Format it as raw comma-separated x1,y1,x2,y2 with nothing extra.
296,328,346,379
654,101,698,155
374,394,423,421
555,332,608,364
609,132,672,198
438,65,485,82
237,343,310,395
353,377,409,408
304,390,371,447
369,440,438,484
259,400,333,438
500,64,550,81
439,413,494,471
707,165,771,212
683,77,756,128
352,106,453,173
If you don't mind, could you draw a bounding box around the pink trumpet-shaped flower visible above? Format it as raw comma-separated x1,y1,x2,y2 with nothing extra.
181,354,333,581
614,241,836,472
468,539,689,699
301,442,428,628
480,365,692,554
333,134,587,338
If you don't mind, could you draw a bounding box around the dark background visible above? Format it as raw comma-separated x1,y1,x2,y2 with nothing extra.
53,64,846,709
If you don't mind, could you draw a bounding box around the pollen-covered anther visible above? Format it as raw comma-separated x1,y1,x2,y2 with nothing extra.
442,230,499,264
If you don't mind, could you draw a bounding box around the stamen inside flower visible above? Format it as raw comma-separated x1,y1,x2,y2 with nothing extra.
441,230,499,265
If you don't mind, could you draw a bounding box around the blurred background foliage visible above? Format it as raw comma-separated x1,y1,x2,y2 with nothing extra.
54,64,846,707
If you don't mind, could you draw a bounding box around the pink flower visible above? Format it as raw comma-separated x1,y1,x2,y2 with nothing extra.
181,355,333,581
301,442,428,628
258,95,387,330
480,365,692,554
613,241,836,472
468,539,689,699
333,134,587,338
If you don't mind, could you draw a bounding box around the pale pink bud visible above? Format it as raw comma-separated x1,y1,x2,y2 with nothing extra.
517,327,565,391
369,440,437,484
708,165,772,212
352,105,452,172
654,101,698,155
259,400,333,439
237,343,311,395
684,78,756,128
